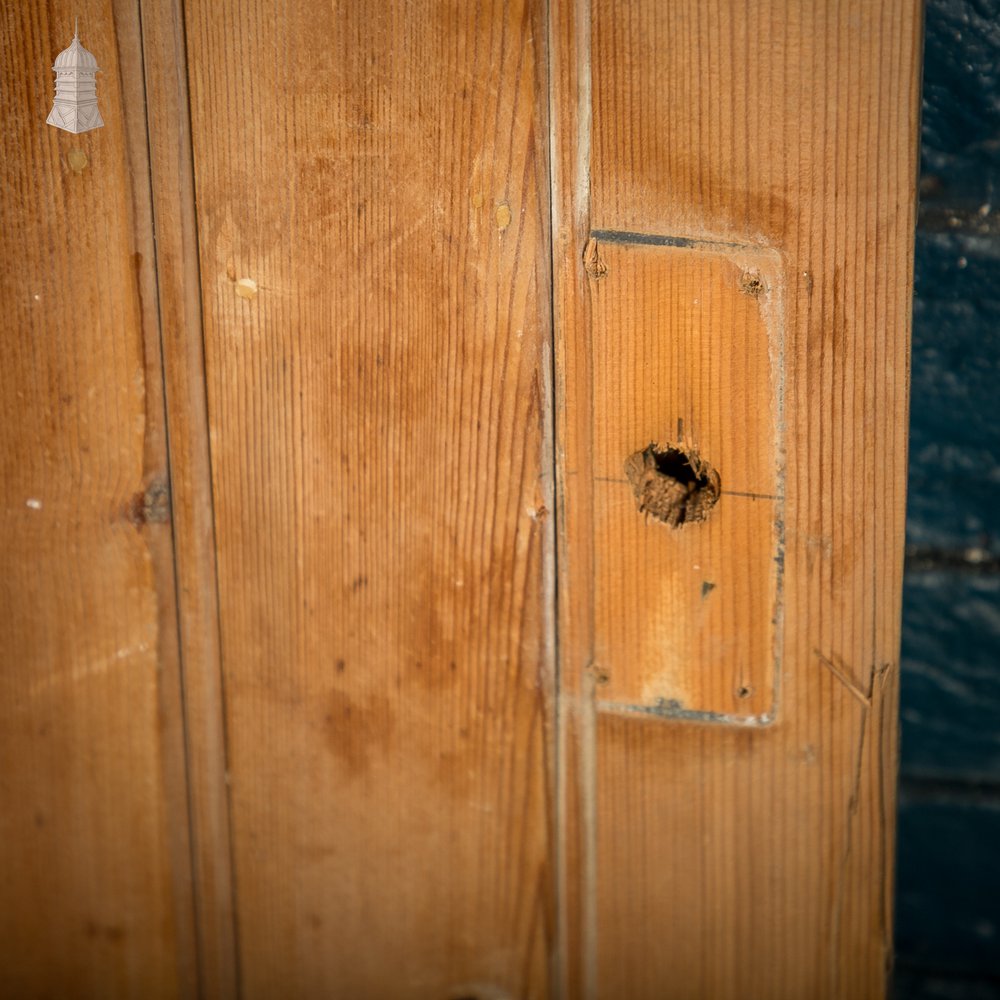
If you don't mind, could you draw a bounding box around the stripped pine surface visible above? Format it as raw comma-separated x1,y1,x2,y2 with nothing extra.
182,1,555,996
589,240,783,723
550,1,921,997
0,1,194,996
0,0,920,995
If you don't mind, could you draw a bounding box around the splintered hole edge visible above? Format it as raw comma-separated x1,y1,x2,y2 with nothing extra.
625,443,721,527
739,269,765,296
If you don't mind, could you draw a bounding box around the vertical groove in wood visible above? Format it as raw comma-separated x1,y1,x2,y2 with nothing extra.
112,0,199,993
548,0,597,993
138,0,240,996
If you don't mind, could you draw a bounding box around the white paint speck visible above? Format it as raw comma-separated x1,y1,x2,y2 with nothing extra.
26,498,42,510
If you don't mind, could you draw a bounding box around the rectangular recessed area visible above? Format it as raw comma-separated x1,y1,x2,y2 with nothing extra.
589,238,784,723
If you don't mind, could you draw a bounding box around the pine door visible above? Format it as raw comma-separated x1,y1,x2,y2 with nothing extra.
0,3,921,998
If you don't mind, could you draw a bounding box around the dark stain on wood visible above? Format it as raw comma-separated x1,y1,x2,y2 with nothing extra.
321,688,394,776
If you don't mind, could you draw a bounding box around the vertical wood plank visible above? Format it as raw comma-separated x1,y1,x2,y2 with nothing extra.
550,1,921,997
183,1,555,995
0,2,195,996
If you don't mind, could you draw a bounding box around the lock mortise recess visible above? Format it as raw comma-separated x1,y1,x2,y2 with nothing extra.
587,237,784,724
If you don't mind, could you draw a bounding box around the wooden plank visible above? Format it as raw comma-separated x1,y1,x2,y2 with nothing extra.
550,0,921,997
138,1,239,994
589,239,782,722
183,1,554,995
0,2,195,996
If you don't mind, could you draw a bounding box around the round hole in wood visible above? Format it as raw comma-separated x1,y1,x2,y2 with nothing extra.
624,443,721,528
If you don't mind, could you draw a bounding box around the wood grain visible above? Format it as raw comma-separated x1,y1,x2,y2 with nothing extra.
589,239,782,721
0,2,194,996
138,0,239,993
182,1,555,995
550,0,920,997
1,0,920,992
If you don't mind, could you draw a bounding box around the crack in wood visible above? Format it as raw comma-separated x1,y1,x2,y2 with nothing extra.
823,657,895,994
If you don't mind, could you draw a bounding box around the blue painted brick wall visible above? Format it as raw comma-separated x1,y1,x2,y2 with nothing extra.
895,1,1000,995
